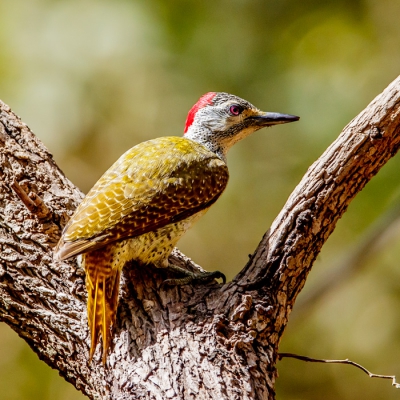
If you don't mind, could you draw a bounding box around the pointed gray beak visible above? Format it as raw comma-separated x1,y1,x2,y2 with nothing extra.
248,111,300,126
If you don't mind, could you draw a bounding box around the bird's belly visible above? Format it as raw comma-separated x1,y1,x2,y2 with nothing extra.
124,210,207,267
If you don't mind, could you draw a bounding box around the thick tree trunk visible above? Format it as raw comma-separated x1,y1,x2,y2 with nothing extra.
0,76,400,400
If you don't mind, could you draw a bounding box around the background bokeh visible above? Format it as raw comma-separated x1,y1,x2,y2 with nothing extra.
1,0,400,398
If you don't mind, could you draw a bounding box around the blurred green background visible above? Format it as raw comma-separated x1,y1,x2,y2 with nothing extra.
1,0,400,398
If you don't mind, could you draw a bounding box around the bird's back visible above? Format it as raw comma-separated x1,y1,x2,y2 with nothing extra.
55,136,229,260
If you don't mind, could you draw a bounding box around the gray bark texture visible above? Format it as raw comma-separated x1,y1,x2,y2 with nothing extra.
1,76,400,400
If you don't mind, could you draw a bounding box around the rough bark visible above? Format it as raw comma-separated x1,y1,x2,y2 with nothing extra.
0,76,400,400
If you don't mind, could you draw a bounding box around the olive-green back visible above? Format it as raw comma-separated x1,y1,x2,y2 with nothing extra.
57,136,229,259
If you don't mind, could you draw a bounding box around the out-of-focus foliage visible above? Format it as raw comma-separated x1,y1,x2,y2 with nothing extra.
1,0,400,398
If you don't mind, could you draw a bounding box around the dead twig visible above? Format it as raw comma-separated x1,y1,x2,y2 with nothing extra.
278,352,400,389
11,179,51,219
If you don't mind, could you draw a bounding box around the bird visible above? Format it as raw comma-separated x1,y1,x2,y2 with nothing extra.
54,92,299,363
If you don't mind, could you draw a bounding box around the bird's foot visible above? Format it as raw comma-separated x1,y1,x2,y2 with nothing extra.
161,264,226,288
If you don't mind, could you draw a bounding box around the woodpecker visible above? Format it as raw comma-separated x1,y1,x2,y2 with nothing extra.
54,92,299,363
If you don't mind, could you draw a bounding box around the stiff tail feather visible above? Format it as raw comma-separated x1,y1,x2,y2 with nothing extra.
83,247,121,364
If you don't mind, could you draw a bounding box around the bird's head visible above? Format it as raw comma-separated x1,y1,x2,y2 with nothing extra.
184,92,299,162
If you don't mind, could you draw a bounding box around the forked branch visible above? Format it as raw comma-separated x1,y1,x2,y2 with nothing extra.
0,76,399,399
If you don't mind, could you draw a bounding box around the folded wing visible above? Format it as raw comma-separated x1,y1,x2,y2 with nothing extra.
55,136,229,260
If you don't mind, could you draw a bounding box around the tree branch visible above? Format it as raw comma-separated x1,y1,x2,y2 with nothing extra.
0,76,399,399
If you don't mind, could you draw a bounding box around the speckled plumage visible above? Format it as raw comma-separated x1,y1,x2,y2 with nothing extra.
54,92,299,363
56,137,228,260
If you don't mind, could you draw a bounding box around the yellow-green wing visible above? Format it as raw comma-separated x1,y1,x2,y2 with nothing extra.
55,136,229,260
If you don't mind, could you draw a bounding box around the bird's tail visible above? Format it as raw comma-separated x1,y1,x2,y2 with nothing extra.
83,245,122,364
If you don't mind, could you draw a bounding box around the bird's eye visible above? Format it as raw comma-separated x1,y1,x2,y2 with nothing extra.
229,105,243,116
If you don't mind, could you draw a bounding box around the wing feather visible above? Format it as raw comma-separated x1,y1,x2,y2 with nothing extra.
55,137,229,260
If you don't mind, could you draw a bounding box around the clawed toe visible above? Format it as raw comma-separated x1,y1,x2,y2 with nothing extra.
161,265,226,288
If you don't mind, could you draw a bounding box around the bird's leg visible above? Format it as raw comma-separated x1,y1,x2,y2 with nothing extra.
162,264,226,287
